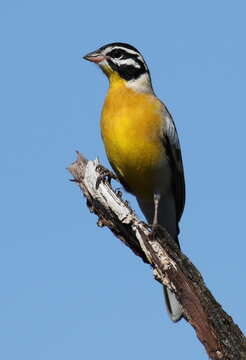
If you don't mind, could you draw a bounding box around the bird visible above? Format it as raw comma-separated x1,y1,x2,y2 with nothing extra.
84,42,185,322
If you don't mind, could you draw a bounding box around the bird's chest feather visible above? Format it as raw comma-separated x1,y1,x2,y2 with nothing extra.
101,85,170,197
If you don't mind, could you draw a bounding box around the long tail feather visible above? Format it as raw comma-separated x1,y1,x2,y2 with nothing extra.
137,193,183,322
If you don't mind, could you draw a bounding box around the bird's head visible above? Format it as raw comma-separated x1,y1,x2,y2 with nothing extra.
84,42,153,93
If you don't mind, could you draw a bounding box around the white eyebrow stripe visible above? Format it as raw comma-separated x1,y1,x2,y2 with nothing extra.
103,46,143,59
102,47,113,55
109,46,139,56
111,46,146,64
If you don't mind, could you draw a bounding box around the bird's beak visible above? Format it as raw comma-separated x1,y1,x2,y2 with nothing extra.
83,51,106,63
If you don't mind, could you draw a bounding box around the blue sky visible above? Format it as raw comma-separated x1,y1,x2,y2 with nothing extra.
1,0,245,359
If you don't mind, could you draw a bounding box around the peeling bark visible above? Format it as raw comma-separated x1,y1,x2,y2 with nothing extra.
68,152,246,360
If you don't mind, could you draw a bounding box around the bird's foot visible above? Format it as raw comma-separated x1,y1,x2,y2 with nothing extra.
149,223,164,240
95,165,117,189
115,188,123,198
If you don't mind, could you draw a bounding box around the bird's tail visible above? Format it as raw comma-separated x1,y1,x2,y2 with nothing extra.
137,194,183,322
163,284,183,322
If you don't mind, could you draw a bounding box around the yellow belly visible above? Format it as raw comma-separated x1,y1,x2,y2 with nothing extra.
101,84,170,199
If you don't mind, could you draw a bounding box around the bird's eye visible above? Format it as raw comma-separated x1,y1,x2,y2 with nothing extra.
110,49,124,59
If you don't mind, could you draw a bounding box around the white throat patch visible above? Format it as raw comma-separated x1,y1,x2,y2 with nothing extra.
126,73,154,94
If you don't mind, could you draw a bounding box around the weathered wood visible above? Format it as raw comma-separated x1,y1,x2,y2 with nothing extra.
68,152,246,360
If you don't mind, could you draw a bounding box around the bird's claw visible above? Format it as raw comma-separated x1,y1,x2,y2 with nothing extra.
115,188,123,198
149,223,163,240
95,165,117,189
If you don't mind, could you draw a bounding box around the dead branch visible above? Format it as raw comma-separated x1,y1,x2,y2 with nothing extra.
68,152,246,360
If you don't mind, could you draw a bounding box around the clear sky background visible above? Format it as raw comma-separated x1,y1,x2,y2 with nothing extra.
1,1,245,359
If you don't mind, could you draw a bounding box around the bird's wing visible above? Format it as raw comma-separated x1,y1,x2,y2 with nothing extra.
162,105,185,222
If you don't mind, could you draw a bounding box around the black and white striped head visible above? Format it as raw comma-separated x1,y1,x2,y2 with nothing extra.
84,42,153,93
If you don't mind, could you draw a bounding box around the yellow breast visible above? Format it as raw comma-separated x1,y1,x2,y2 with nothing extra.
101,79,169,198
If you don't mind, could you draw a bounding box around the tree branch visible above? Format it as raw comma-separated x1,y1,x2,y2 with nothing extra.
68,152,246,360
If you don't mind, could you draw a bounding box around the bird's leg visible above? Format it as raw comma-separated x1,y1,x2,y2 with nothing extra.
96,164,118,189
152,193,161,230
